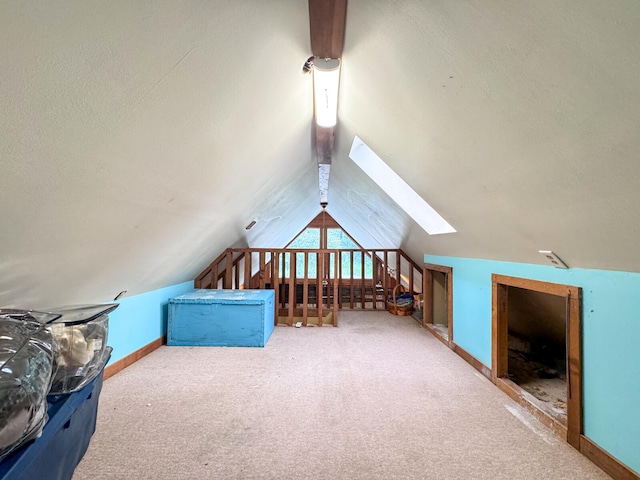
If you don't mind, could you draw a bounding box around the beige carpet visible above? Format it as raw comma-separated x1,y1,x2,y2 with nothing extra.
73,311,609,480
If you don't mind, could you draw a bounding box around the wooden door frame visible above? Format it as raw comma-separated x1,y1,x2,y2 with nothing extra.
423,264,453,348
491,274,582,449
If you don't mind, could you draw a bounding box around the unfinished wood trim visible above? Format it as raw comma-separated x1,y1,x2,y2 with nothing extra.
371,251,377,309
492,274,580,298
306,211,340,229
288,253,295,326
452,343,492,380
492,274,583,449
224,251,233,289
285,211,363,250
446,269,453,345
243,252,251,289
423,263,453,274
567,291,583,449
338,251,343,309
580,436,640,480
194,249,228,284
272,252,279,326
400,249,423,275
409,262,414,295
383,251,388,304
333,252,339,326
492,281,509,380
303,252,309,326
259,252,266,289
422,264,453,344
308,0,347,58
317,252,323,326
104,337,164,380
211,263,219,289
350,251,354,308
360,251,366,309
424,323,448,348
495,377,568,440
422,267,433,328
234,258,240,289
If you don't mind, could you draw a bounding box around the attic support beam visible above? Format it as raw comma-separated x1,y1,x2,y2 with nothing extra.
310,0,346,179
309,0,347,59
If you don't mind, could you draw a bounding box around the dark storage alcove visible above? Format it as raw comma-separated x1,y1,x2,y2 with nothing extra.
492,275,582,449
507,287,567,423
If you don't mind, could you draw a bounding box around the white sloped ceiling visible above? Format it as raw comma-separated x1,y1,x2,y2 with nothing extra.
2,1,640,308
331,0,640,271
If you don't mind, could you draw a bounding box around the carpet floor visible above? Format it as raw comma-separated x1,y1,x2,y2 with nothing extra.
73,311,610,480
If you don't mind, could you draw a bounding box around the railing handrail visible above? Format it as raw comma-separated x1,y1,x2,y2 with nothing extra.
195,247,422,285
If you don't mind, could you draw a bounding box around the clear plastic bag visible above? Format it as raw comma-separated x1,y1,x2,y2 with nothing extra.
0,313,55,461
46,304,116,395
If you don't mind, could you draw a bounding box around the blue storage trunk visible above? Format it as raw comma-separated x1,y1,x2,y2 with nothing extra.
0,369,105,480
167,289,275,347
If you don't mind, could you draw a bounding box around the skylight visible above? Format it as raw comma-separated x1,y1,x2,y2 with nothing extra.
348,136,456,235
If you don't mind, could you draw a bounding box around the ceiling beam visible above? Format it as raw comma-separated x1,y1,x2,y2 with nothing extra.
309,0,347,58
309,0,346,206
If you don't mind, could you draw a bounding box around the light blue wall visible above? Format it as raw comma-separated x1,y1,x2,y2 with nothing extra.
107,281,194,365
424,255,640,473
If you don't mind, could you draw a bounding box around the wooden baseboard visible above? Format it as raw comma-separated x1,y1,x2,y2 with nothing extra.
424,323,638,479
452,343,493,380
580,436,640,480
104,337,165,380
494,377,568,441
424,324,450,348
423,324,491,379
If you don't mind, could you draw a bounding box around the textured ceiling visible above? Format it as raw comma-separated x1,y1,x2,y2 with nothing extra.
2,1,640,308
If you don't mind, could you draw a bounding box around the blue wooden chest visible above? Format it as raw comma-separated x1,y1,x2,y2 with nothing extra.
167,289,275,347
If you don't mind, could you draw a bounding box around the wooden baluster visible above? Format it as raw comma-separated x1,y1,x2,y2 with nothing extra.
409,257,414,296
318,252,324,326
333,252,339,326
224,251,233,289
288,252,295,326
303,252,309,326
361,251,366,309
350,250,354,309
259,252,266,289
338,251,343,309
211,263,219,289
272,252,279,326
244,252,251,289
370,251,376,309
383,251,388,307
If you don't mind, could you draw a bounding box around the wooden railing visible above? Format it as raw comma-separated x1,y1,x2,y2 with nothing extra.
194,248,423,327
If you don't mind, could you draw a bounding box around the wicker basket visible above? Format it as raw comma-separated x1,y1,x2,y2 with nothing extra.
387,284,414,316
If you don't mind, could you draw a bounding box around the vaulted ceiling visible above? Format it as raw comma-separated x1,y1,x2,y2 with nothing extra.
2,1,640,307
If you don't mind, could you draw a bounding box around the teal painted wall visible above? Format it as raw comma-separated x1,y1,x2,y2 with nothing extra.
107,281,194,365
424,255,640,473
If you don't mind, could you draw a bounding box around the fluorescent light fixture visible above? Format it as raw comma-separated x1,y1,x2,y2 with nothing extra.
349,136,456,235
538,250,568,268
319,163,330,206
313,58,340,128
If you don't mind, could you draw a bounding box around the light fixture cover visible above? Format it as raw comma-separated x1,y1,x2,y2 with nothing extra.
319,164,330,205
538,250,568,268
313,58,340,128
